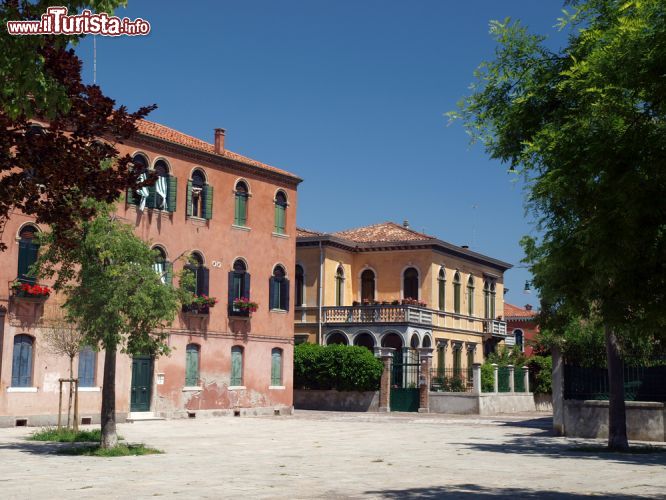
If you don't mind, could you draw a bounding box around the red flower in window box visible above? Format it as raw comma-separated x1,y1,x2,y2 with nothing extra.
233,296,258,313
11,280,51,298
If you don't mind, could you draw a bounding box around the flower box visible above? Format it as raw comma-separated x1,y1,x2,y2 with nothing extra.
11,281,51,300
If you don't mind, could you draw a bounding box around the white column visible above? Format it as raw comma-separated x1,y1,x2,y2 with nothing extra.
472,363,481,395
522,366,530,393
508,365,515,393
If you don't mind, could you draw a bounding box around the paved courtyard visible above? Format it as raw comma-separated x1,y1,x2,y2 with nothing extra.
0,411,664,499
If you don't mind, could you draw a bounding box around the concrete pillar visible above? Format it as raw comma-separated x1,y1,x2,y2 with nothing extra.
552,346,565,436
492,363,499,393
508,365,515,393
417,348,433,413
378,348,395,412
522,366,530,393
472,363,481,395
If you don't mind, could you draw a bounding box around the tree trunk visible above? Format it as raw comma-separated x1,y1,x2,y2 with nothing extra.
67,356,73,429
100,346,118,449
605,324,628,450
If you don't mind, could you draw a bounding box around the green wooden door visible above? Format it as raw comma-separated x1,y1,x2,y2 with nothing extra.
131,356,153,412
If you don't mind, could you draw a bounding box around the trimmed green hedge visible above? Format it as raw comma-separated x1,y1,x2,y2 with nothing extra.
293,343,384,392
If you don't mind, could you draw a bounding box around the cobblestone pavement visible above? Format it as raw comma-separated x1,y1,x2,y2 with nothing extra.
0,411,664,499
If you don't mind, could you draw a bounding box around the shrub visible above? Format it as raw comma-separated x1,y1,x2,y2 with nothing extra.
481,362,495,392
528,355,552,394
293,343,383,391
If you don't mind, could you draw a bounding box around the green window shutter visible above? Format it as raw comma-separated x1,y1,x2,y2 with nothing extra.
437,347,445,375
274,205,285,234
203,185,214,220
18,240,38,283
167,176,178,213
165,262,173,286
185,345,199,386
454,284,461,314
271,349,282,386
186,180,193,217
439,281,445,311
235,195,247,226
231,347,243,386
126,187,136,205
146,184,157,209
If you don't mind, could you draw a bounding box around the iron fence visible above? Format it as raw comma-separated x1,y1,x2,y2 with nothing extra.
497,366,511,392
430,368,473,393
514,368,526,392
564,364,666,402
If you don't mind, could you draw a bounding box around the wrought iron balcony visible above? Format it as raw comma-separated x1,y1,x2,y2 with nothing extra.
322,305,433,326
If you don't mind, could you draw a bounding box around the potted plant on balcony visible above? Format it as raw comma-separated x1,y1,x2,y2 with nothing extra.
231,296,258,317
11,280,51,299
183,294,218,315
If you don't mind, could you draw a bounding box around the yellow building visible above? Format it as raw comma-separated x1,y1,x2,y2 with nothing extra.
294,221,512,376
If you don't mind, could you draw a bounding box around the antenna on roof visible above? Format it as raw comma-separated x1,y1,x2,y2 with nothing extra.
403,220,410,229
93,35,97,84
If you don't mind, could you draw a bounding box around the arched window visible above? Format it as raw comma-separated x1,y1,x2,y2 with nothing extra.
271,348,283,386
453,272,461,314
514,329,524,352
153,246,171,285
403,267,419,300
78,346,96,387
269,265,289,311
360,269,374,303
274,191,287,235
354,333,375,351
185,252,208,297
234,181,249,226
11,334,34,387
187,169,213,219
438,267,446,311
127,154,149,210
185,344,200,386
230,346,243,386
17,225,39,283
229,259,250,315
153,159,175,212
467,276,475,316
335,266,345,306
295,264,305,307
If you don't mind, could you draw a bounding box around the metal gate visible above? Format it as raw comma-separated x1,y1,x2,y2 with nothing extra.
390,349,420,412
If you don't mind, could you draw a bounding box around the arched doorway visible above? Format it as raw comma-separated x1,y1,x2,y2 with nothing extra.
354,332,375,351
381,332,403,349
326,331,348,345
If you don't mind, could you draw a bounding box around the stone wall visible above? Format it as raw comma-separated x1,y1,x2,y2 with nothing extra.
429,393,479,414
294,389,379,412
564,400,665,442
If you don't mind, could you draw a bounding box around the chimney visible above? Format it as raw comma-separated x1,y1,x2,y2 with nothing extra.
461,245,469,249
525,304,533,311
214,128,226,154
403,220,410,228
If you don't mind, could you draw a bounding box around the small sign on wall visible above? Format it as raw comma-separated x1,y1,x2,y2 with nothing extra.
156,373,165,385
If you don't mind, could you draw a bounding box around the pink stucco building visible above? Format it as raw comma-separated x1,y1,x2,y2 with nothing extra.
0,120,301,426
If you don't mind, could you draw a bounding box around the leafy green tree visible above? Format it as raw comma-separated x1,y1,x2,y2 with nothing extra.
38,204,180,448
453,0,666,449
1,1,155,252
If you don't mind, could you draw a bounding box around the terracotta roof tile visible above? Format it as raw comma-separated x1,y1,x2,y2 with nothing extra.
330,222,436,243
296,227,325,238
135,120,300,180
504,302,538,319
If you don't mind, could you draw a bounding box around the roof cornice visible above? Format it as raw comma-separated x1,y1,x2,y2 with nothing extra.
131,133,303,187
297,235,512,271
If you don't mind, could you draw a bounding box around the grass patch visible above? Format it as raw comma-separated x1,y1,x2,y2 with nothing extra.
28,427,103,443
59,443,163,457
570,445,666,454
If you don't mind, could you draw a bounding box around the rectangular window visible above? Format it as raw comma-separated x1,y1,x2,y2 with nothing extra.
78,347,96,387
234,194,247,226
437,346,445,375
453,284,461,314
271,348,282,386
185,344,200,386
270,277,290,311
12,335,33,387
231,346,243,386
274,204,286,234
453,346,462,374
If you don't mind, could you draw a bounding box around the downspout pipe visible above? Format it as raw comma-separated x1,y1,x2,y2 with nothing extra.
318,240,324,345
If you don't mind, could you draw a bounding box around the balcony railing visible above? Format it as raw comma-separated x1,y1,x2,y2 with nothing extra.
322,305,433,326
484,319,508,336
